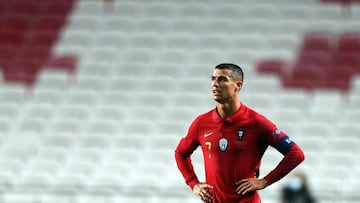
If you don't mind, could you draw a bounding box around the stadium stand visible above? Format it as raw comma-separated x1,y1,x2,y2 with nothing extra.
0,0,359,203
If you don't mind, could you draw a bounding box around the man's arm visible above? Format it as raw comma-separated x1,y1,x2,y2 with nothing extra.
235,144,304,195
174,137,200,189
264,143,305,185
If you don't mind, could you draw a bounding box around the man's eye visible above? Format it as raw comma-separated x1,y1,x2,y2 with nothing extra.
218,76,227,82
211,76,228,82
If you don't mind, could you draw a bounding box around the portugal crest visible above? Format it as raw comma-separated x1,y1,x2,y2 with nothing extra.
236,128,246,140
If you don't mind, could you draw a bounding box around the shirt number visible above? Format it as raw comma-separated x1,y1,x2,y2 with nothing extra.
205,142,212,158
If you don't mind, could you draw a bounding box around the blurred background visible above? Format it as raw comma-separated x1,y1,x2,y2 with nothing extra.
0,0,359,202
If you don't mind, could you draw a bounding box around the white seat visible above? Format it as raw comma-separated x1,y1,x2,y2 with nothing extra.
142,77,175,93
347,91,360,109
50,119,84,134
71,75,106,92
101,17,138,33
73,1,104,16
0,117,12,133
273,109,303,126
241,92,275,111
156,121,188,136
119,121,155,135
70,148,103,164
0,84,27,105
63,90,97,107
42,133,74,148
56,27,89,53
76,61,112,78
159,48,190,64
130,32,164,49
76,133,109,149
176,2,209,18
171,18,206,34
165,108,198,123
0,103,19,120
136,18,171,33
279,5,315,21
151,63,184,77
30,89,65,105
309,90,345,112
274,89,308,110
36,70,72,91
351,75,360,94
0,159,22,185
133,92,168,108
269,19,307,35
35,147,69,164
163,34,195,49
3,194,37,203
21,160,61,185
17,118,47,134
339,109,360,126
101,92,134,107
55,105,90,122
113,62,151,77
242,4,279,20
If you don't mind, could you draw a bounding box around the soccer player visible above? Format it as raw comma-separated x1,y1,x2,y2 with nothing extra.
174,63,305,203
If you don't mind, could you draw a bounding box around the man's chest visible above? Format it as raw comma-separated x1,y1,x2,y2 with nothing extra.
198,122,262,156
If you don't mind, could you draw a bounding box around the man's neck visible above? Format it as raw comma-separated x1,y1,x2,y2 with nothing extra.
216,101,241,120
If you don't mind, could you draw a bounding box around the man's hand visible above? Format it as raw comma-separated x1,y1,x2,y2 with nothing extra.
235,178,268,195
193,182,213,202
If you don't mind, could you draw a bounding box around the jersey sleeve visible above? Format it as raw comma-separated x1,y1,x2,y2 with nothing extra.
258,115,305,186
174,117,201,189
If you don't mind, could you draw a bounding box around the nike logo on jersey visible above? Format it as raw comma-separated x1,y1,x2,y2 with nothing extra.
204,132,214,137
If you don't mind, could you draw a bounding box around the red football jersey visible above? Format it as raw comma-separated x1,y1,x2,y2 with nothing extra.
175,103,304,203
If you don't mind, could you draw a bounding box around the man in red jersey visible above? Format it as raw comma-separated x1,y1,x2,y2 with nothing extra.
175,63,305,203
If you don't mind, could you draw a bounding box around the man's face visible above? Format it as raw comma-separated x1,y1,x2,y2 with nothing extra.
211,69,241,104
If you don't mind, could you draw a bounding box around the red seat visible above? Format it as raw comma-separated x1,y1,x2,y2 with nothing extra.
282,64,323,91
295,50,332,68
337,33,360,53
24,30,59,48
301,32,334,53
0,0,77,87
44,56,77,74
39,0,75,16
331,52,360,70
319,66,356,91
2,60,40,86
31,15,68,33
10,1,39,18
256,59,287,76
320,0,353,4
0,45,15,69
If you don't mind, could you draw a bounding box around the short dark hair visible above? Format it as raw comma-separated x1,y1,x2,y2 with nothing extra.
215,63,244,82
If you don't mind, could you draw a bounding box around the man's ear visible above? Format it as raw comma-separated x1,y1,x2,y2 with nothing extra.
236,81,243,92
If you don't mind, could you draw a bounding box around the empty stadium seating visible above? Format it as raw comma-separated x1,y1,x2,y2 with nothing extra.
0,0,359,203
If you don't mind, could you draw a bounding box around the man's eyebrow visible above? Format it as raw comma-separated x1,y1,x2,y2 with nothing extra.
211,75,230,80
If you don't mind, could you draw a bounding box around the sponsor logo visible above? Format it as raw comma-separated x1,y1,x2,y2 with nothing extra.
219,138,228,152
204,132,214,138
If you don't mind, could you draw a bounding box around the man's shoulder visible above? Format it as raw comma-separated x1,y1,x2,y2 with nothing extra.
241,103,272,123
196,108,215,120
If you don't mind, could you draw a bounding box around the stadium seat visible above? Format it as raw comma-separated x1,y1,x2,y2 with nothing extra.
256,59,288,76
282,63,324,91
337,32,360,53
300,32,334,52
0,0,360,202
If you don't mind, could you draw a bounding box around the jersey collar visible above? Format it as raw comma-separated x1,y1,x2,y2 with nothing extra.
212,102,244,123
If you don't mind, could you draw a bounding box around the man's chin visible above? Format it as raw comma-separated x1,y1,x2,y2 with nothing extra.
213,97,224,103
